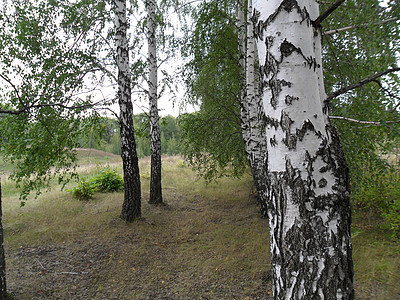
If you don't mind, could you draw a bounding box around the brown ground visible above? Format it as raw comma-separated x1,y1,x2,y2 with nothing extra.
4,158,272,299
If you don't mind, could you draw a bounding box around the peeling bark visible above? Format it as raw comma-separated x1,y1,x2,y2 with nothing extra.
253,0,354,298
147,0,163,205
115,0,142,221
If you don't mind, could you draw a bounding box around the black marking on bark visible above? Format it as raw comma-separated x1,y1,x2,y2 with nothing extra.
270,135,278,147
260,0,311,30
279,79,292,88
314,114,318,118
280,39,300,58
280,111,298,150
323,99,331,114
318,178,328,188
268,79,280,109
252,8,263,40
267,79,293,109
283,134,298,150
296,120,320,142
280,111,294,131
265,115,280,129
280,40,320,71
285,95,299,105
320,166,329,173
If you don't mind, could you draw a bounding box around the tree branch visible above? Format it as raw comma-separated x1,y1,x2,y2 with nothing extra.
326,68,400,101
313,0,346,27
329,115,400,126
0,74,24,106
0,99,106,116
0,108,21,115
372,79,400,113
324,18,398,35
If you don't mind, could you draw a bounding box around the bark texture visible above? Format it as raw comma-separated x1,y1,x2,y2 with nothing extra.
252,0,354,298
115,0,142,221
147,0,163,205
239,0,268,217
0,182,6,299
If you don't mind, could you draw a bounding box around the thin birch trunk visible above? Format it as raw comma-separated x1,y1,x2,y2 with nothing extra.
114,0,142,221
147,0,162,205
252,0,354,298
240,0,268,216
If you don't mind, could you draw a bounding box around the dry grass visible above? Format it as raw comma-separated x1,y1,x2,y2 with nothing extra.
352,212,400,299
2,153,400,299
3,155,271,299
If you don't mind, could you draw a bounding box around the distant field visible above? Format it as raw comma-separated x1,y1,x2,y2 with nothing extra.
0,156,15,175
0,148,122,177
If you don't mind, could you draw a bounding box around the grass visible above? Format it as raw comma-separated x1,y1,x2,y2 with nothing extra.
352,212,400,299
1,152,400,299
2,154,270,299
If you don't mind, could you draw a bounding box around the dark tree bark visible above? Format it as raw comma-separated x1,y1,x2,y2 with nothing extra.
114,0,142,221
147,0,163,205
0,181,7,299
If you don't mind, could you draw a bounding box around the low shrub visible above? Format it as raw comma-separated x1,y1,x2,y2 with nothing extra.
91,166,124,192
352,169,400,236
68,179,95,201
69,166,124,200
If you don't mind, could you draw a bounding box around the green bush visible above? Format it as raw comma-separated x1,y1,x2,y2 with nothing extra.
91,166,124,192
69,166,124,200
353,169,400,236
69,179,95,200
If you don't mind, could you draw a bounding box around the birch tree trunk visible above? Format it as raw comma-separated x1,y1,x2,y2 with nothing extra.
239,0,268,216
252,0,354,298
147,0,163,205
114,0,142,221
0,181,6,299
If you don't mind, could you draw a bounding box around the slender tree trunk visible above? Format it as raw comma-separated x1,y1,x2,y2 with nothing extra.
239,0,268,217
0,181,7,299
147,0,162,205
114,0,142,221
252,0,354,298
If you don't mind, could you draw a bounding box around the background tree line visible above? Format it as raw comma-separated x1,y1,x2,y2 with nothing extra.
77,114,182,158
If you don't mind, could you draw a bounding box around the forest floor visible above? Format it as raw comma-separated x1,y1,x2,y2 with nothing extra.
1,152,400,299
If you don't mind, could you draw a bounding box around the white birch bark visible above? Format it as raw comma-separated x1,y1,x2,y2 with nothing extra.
147,0,162,205
240,0,269,216
252,0,354,298
115,0,142,221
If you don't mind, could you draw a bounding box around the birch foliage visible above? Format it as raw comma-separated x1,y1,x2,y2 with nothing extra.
180,0,400,191
321,0,400,186
179,0,248,181
0,0,111,200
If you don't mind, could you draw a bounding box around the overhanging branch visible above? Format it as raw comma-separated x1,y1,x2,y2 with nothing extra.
326,68,400,101
0,108,21,115
329,115,400,126
313,0,346,27
0,99,107,116
323,18,398,35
